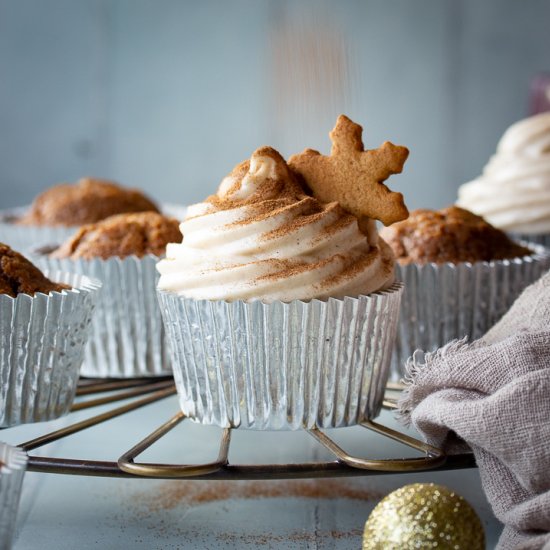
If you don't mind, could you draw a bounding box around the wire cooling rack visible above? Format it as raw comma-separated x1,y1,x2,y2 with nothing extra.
12,378,476,480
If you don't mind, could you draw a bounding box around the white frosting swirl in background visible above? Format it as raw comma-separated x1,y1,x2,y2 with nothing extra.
157,147,394,303
457,112,550,234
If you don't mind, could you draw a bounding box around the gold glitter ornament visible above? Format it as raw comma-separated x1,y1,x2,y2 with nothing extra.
363,483,485,550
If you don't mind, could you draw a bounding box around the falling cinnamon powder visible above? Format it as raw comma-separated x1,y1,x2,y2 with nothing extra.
269,6,358,151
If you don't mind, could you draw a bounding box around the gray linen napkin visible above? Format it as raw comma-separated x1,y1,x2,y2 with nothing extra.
397,270,550,550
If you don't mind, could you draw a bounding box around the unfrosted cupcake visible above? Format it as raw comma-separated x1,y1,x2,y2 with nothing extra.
0,177,159,250
157,116,407,430
36,212,181,378
383,206,532,264
380,206,550,379
0,243,100,426
457,112,550,246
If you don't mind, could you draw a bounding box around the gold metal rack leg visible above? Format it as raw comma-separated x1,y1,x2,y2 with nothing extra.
118,412,232,478
19,386,176,452
306,421,445,472
13,378,473,479
71,380,175,411
76,377,173,396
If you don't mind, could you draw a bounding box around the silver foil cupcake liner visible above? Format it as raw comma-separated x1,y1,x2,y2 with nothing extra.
157,284,403,430
37,254,172,378
509,231,550,248
0,444,27,550
390,244,550,380
0,207,76,252
0,271,100,427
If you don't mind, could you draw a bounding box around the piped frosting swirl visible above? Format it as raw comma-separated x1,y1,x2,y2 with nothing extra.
457,112,550,234
157,147,395,303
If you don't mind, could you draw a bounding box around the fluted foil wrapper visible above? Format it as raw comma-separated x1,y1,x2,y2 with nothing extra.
0,444,27,550
509,232,550,248
37,254,171,378
0,271,100,427
157,284,403,430
391,245,550,380
0,207,76,251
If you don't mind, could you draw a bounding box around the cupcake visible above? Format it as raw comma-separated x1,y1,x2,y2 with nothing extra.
157,115,406,430
0,243,100,426
457,112,550,246
37,211,182,378
0,177,159,250
0,443,27,550
380,206,550,379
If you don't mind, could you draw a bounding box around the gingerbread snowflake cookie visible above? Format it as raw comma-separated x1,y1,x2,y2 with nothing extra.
289,115,409,226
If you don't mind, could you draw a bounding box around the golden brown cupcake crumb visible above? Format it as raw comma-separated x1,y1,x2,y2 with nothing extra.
52,212,182,260
18,178,159,227
0,243,69,297
380,206,532,265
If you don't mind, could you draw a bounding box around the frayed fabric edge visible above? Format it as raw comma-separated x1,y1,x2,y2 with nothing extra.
395,336,470,427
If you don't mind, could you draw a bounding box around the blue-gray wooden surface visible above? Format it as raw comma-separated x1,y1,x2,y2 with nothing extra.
1,0,549,211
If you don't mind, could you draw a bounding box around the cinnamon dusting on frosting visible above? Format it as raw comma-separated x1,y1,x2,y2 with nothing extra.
227,197,312,228
206,147,306,212
311,207,357,244
157,144,396,302
319,247,390,291
260,200,323,239
254,258,324,283
253,249,381,288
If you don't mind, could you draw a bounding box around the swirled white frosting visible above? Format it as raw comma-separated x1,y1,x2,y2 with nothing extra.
157,147,395,303
457,112,550,234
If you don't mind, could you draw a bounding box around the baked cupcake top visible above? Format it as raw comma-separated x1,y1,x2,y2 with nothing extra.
157,130,406,303
0,243,68,297
18,178,159,227
52,212,182,260
380,206,531,265
457,112,550,234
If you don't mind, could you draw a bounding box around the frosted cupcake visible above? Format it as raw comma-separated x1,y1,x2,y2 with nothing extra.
0,243,100,426
36,212,182,378
157,116,407,430
0,177,159,250
381,206,550,379
457,112,550,246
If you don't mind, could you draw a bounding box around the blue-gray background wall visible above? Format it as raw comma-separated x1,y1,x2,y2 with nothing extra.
1,0,549,210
